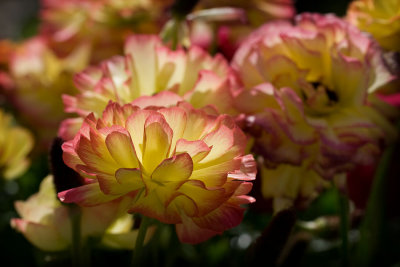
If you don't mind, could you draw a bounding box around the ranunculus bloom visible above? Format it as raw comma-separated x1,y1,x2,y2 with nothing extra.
347,0,400,52
60,98,256,244
11,175,150,251
59,34,239,140
7,37,90,146
191,0,296,59
40,0,173,63
232,13,397,204
0,109,33,180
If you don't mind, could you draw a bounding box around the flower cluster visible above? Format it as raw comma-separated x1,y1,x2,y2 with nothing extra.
2,0,399,262
60,97,256,243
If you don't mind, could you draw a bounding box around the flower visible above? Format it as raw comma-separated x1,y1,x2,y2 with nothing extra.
59,34,239,140
7,37,90,146
0,109,33,180
190,0,296,59
40,0,173,63
260,163,330,211
60,98,256,244
232,13,397,204
347,0,400,52
11,175,149,251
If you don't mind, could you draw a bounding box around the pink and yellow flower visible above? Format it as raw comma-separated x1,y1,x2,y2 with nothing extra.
11,175,151,251
347,0,400,52
7,37,90,146
59,34,239,140
191,0,296,59
232,13,397,205
40,0,173,63
0,109,33,180
60,98,256,244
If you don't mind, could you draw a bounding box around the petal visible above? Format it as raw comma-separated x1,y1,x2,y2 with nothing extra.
175,214,220,244
58,183,121,206
201,125,234,162
234,83,279,114
58,117,84,141
11,219,69,251
105,131,139,168
191,158,242,188
129,189,181,224
152,153,193,183
158,106,187,155
227,154,257,181
96,173,135,195
178,180,226,216
115,168,145,191
131,91,183,109
175,139,211,163
125,109,155,162
192,203,245,232
142,116,172,174
124,35,161,96
181,109,209,141
186,70,235,115
76,135,118,175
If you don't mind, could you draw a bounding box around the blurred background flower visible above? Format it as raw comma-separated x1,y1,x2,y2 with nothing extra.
11,175,153,251
347,0,400,52
0,108,33,180
232,13,397,208
40,0,174,63
59,34,239,140
190,0,296,59
3,37,90,148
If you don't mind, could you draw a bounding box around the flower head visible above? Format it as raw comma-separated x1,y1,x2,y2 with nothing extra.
233,13,396,178
347,0,400,52
60,34,239,140
191,0,296,59
7,37,90,145
232,13,397,205
60,97,256,244
11,175,148,251
0,109,33,180
40,0,173,62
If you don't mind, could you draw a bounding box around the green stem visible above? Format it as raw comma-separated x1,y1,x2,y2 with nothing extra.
132,216,151,266
70,205,83,267
354,132,398,266
208,24,218,56
171,20,180,51
337,187,349,267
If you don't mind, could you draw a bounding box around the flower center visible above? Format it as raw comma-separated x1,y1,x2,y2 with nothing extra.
301,81,340,116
